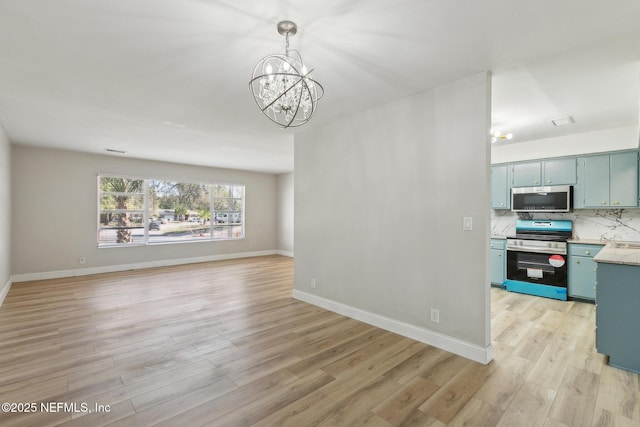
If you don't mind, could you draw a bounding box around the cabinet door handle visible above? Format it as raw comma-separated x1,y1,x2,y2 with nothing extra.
585,251,590,255
614,200,619,205
576,260,580,264
498,253,501,257
534,180,539,184
547,179,551,183
601,201,607,205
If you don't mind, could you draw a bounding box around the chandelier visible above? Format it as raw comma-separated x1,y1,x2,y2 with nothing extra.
249,21,324,128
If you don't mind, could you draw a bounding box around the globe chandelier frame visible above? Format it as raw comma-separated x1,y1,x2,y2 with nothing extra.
249,21,324,128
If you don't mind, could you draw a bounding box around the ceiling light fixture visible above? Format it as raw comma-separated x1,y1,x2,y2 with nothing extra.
490,130,513,143
249,21,324,128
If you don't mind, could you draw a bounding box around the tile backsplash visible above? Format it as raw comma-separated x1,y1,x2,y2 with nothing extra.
491,209,640,242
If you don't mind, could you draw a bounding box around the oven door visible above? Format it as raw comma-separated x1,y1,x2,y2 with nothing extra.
506,248,568,288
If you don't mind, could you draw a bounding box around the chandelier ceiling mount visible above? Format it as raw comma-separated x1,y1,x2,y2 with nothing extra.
277,20,297,37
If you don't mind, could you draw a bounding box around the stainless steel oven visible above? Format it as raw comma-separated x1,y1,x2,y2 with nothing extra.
505,220,572,301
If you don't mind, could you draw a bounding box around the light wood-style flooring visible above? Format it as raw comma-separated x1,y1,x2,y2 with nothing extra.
0,255,638,426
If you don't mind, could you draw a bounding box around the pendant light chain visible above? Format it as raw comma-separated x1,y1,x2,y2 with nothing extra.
285,31,290,57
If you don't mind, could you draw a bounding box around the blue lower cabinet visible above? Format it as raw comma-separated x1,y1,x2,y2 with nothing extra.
596,262,640,373
490,239,506,287
568,243,603,301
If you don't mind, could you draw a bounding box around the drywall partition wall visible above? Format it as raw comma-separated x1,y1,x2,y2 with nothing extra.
294,72,492,363
0,125,11,304
491,125,639,164
11,146,278,279
276,172,294,256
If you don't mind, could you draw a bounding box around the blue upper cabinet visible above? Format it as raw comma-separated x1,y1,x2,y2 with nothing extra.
493,150,638,211
542,158,577,185
610,152,638,207
512,162,542,187
491,165,510,209
583,152,638,208
583,155,609,207
512,158,576,188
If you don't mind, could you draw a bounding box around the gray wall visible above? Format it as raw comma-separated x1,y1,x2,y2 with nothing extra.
276,172,294,255
294,72,492,355
11,145,278,277
0,125,11,298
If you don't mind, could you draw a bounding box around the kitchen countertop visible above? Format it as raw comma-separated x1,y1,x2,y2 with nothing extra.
493,237,620,244
593,242,640,266
567,238,608,245
490,235,640,262
489,234,640,265
492,237,627,244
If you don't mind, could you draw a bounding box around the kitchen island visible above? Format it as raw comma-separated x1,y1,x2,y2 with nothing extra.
593,243,640,373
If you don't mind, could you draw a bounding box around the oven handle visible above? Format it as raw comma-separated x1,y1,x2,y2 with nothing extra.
506,245,567,255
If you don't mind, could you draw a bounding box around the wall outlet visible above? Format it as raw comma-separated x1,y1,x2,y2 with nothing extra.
79,256,86,265
311,278,317,289
430,308,440,324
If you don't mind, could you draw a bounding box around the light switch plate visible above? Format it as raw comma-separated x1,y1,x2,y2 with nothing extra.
463,217,473,231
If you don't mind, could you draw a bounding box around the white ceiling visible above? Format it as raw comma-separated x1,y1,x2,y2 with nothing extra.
1,0,639,173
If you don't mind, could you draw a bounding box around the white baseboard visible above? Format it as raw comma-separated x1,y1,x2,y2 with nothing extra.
12,250,278,283
275,250,294,257
0,276,12,306
292,289,493,365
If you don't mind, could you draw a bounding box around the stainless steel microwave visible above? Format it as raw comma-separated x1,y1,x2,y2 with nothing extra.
511,185,572,212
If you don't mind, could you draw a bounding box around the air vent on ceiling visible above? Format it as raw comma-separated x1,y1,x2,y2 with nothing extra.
105,148,127,154
550,116,574,126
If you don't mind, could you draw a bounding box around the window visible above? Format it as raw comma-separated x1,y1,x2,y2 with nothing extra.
147,180,211,244
212,184,244,239
98,175,244,247
98,177,145,245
